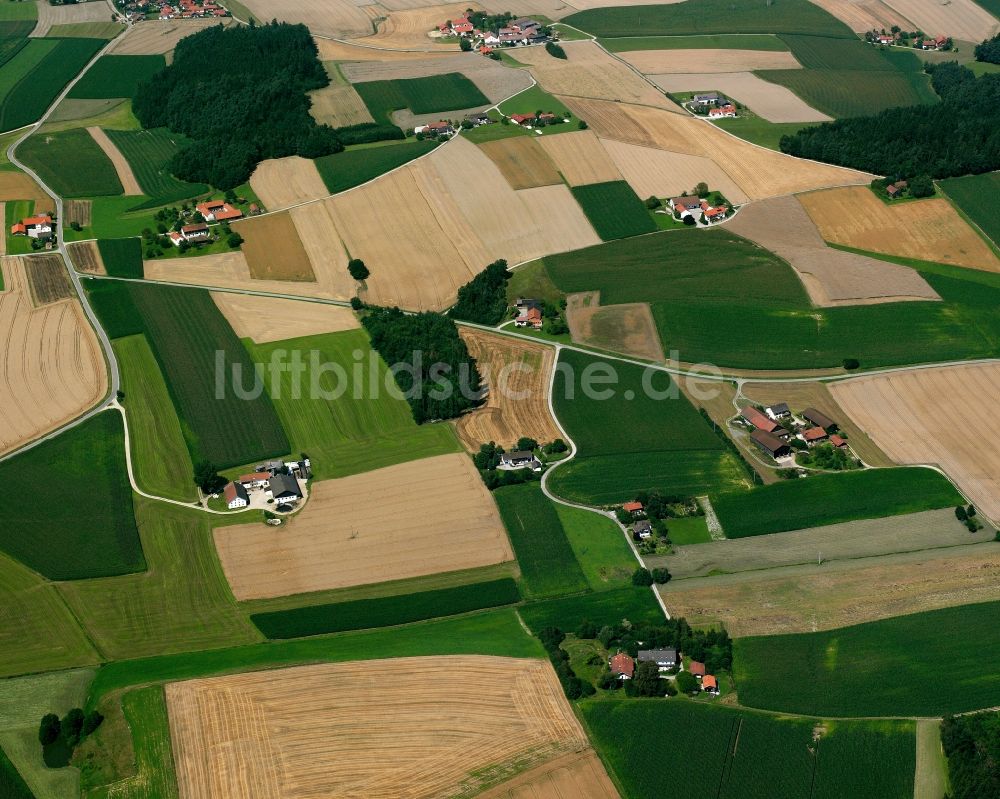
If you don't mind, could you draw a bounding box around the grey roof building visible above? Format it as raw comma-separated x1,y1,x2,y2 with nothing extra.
638,648,678,667
268,473,302,501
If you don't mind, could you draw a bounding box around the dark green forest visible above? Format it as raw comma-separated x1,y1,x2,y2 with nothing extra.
361,307,483,424
132,22,343,188
779,63,1000,179
941,711,1000,798
448,259,510,325
975,34,1000,64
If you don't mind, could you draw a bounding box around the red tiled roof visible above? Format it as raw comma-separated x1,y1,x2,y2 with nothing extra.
803,427,827,441
23,215,51,226
623,501,643,512
741,406,780,434
239,472,270,483
213,208,243,221
610,652,634,678
688,660,706,676
182,223,208,233
510,114,534,124
10,223,25,235
830,434,846,447
702,674,718,690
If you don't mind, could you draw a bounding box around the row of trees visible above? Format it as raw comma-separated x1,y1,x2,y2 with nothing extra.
38,708,104,768
779,63,1000,179
539,627,596,699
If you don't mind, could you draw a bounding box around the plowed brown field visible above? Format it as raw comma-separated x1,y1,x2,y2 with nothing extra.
214,453,513,599
455,328,561,451
801,186,1000,272
477,750,621,799
167,656,589,799
0,171,51,206
249,157,329,211
64,200,91,228
211,293,359,344
23,254,73,306
566,293,664,362
234,212,316,282
831,364,1000,522
479,137,563,190
0,257,106,456
537,130,622,186
67,241,105,274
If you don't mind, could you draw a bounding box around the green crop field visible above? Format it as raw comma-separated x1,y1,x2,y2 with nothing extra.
778,34,891,71
0,18,37,69
356,73,489,126
0,411,143,581
60,499,259,661
246,330,460,480
68,54,166,99
713,467,962,538
497,84,572,119
0,746,31,799
314,139,437,194
556,504,636,591
735,601,1000,717
494,484,588,598
48,21,124,39
0,38,104,131
4,200,33,255
570,180,656,240
583,701,914,799
565,0,854,38
97,237,143,278
599,34,788,52
113,335,195,502
711,116,807,150
759,67,935,118
17,127,124,197
84,278,145,338
126,282,290,468
87,610,543,704
251,578,521,638
0,4,37,20
972,0,1000,15
104,127,209,207
939,171,1000,247
520,586,663,633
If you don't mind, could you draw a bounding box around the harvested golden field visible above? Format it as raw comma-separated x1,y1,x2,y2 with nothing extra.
31,0,114,37
512,41,683,111
564,0,685,7
248,156,329,211
287,200,357,299
308,82,374,129
810,0,914,31
455,327,561,451
800,186,1000,272
63,199,91,228
660,544,1000,636
600,138,748,204
314,37,456,62
479,137,563,190
211,293,359,344
741,379,893,466
109,18,234,55
236,0,373,37
357,3,471,50
23,254,73,306
167,656,588,799
537,130,622,186
0,257,106,456
727,195,939,305
87,126,142,195
214,453,512,599
67,241,105,274
831,364,1000,522
564,97,873,199
477,751,621,799
479,0,577,17
650,72,831,123
234,212,316,282
0,170,50,207
882,0,999,40
566,293,664,362
621,48,801,73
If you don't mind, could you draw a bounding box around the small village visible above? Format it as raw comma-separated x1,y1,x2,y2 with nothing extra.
434,12,553,53
115,0,232,22
865,28,952,51
738,403,856,468
609,648,720,697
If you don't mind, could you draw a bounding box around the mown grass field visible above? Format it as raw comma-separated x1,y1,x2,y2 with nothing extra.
0,38,104,131
759,67,935,118
245,330,459,480
939,171,1000,247
712,115,806,150
126,283,290,468
59,498,259,661
97,237,143,278
251,578,521,638
520,586,663,633
599,34,788,52
494,484,589,598
68,54,165,99
314,139,437,194
713,468,963,538
104,127,209,208
565,0,854,38
86,610,543,704
497,84,572,120
17,127,123,197
583,700,914,799
570,180,656,241
0,411,143,580
356,73,489,125
113,335,195,502
735,601,1000,717
556,504,636,591
0,39,58,124
4,200,34,255
84,278,145,338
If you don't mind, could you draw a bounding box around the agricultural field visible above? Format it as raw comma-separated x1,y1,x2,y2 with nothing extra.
46,21,123,39
68,55,166,99
313,139,437,194
583,700,915,799
661,542,1000,636
938,170,1000,247
600,34,791,52
251,577,520,638
0,169,49,206
494,484,589,598
881,0,999,41
566,295,664,361
87,125,143,195
808,0,913,32
245,329,461,480
104,127,210,207
113,335,195,502
619,47,801,73
22,253,72,305
17,127,124,197
31,0,114,36
308,77,374,129
537,130,622,186
235,210,315,281
570,180,656,240
556,504,636,592
355,72,489,126
214,453,512,599
166,657,587,799
454,328,561,452
0,410,143,580
248,155,328,210
711,115,808,150
108,17,236,56
735,600,1000,716
235,0,373,38
124,282,291,468
355,4,468,50
479,137,562,190
97,237,143,278
0,256,107,456
476,750,620,799
213,293,359,344
497,84,572,121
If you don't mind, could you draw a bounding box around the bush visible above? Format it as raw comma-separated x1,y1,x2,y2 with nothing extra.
631,567,653,586
546,41,567,59
460,37,472,52
350,296,364,310
347,258,370,281
956,505,968,521
651,567,671,584
644,195,661,209
227,232,244,248
38,714,60,746
842,358,860,370
578,119,588,129
675,670,699,694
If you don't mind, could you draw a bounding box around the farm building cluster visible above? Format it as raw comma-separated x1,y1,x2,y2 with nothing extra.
739,404,852,462
507,111,567,130
164,200,248,247
435,13,552,52
221,458,311,511
865,30,952,51
668,195,733,224
9,214,54,247
117,0,231,21
415,113,495,138
610,650,719,694
685,92,738,119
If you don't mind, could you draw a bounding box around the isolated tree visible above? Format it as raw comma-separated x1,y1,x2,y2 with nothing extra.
651,567,672,584
545,41,567,59
695,181,709,196
38,714,60,746
577,119,588,130
460,37,472,51
842,358,860,370
516,437,538,452
227,232,244,248
645,195,661,209
967,505,977,517
350,296,364,310
956,505,968,521
348,258,370,281
631,567,653,587
675,670,699,694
